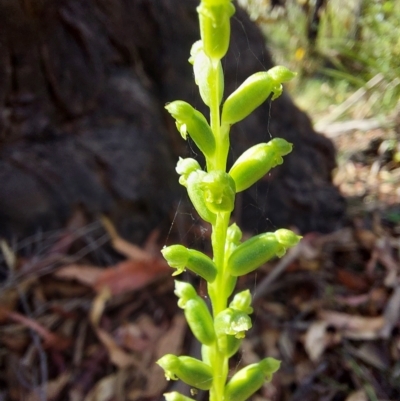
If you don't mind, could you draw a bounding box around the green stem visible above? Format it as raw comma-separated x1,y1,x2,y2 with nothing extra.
209,212,230,313
209,60,225,171
208,212,230,401
207,57,233,401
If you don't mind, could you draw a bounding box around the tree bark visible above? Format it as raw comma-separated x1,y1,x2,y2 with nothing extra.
0,0,345,242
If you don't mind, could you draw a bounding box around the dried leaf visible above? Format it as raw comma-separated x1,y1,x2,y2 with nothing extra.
90,286,111,326
0,239,16,270
144,314,187,397
380,285,400,338
154,314,186,359
95,328,138,368
94,259,169,296
114,316,164,354
345,389,368,401
84,374,117,401
90,288,139,369
101,216,152,261
55,264,103,287
304,321,330,361
336,268,370,292
319,310,385,339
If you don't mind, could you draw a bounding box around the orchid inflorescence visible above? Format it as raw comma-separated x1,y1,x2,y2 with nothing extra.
157,1,301,400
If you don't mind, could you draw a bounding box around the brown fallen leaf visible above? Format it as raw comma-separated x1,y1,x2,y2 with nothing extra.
380,285,400,338
304,321,341,362
84,374,117,401
144,314,187,397
101,216,152,261
304,321,329,362
94,258,169,296
345,389,368,401
114,315,165,354
319,310,385,340
55,264,103,287
90,287,141,369
336,268,370,292
95,328,138,369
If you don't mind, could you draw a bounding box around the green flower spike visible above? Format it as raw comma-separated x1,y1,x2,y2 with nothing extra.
160,1,299,400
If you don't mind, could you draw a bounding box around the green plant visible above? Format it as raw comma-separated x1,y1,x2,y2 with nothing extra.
157,1,301,400
241,0,400,117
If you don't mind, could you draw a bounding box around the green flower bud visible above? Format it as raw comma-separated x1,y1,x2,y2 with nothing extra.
165,101,215,158
227,223,242,245
164,392,195,401
267,65,297,83
199,170,236,213
176,157,201,187
186,170,217,225
157,354,213,390
227,229,301,276
197,2,235,61
187,249,217,282
174,281,197,307
229,290,253,315
229,138,293,192
189,41,224,106
214,308,252,339
162,245,189,276
275,228,302,247
184,298,216,345
221,67,296,125
224,358,281,401
162,245,217,282
225,223,243,261
174,281,215,345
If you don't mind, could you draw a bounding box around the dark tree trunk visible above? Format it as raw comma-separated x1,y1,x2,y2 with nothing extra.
0,0,345,243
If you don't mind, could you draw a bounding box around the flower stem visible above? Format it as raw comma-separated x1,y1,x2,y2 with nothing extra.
207,55,233,401
209,212,230,401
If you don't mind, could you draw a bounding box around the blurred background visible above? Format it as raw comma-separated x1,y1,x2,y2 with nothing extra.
240,0,400,217
0,1,399,400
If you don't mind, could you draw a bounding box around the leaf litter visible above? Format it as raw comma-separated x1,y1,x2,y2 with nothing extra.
1,122,400,400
